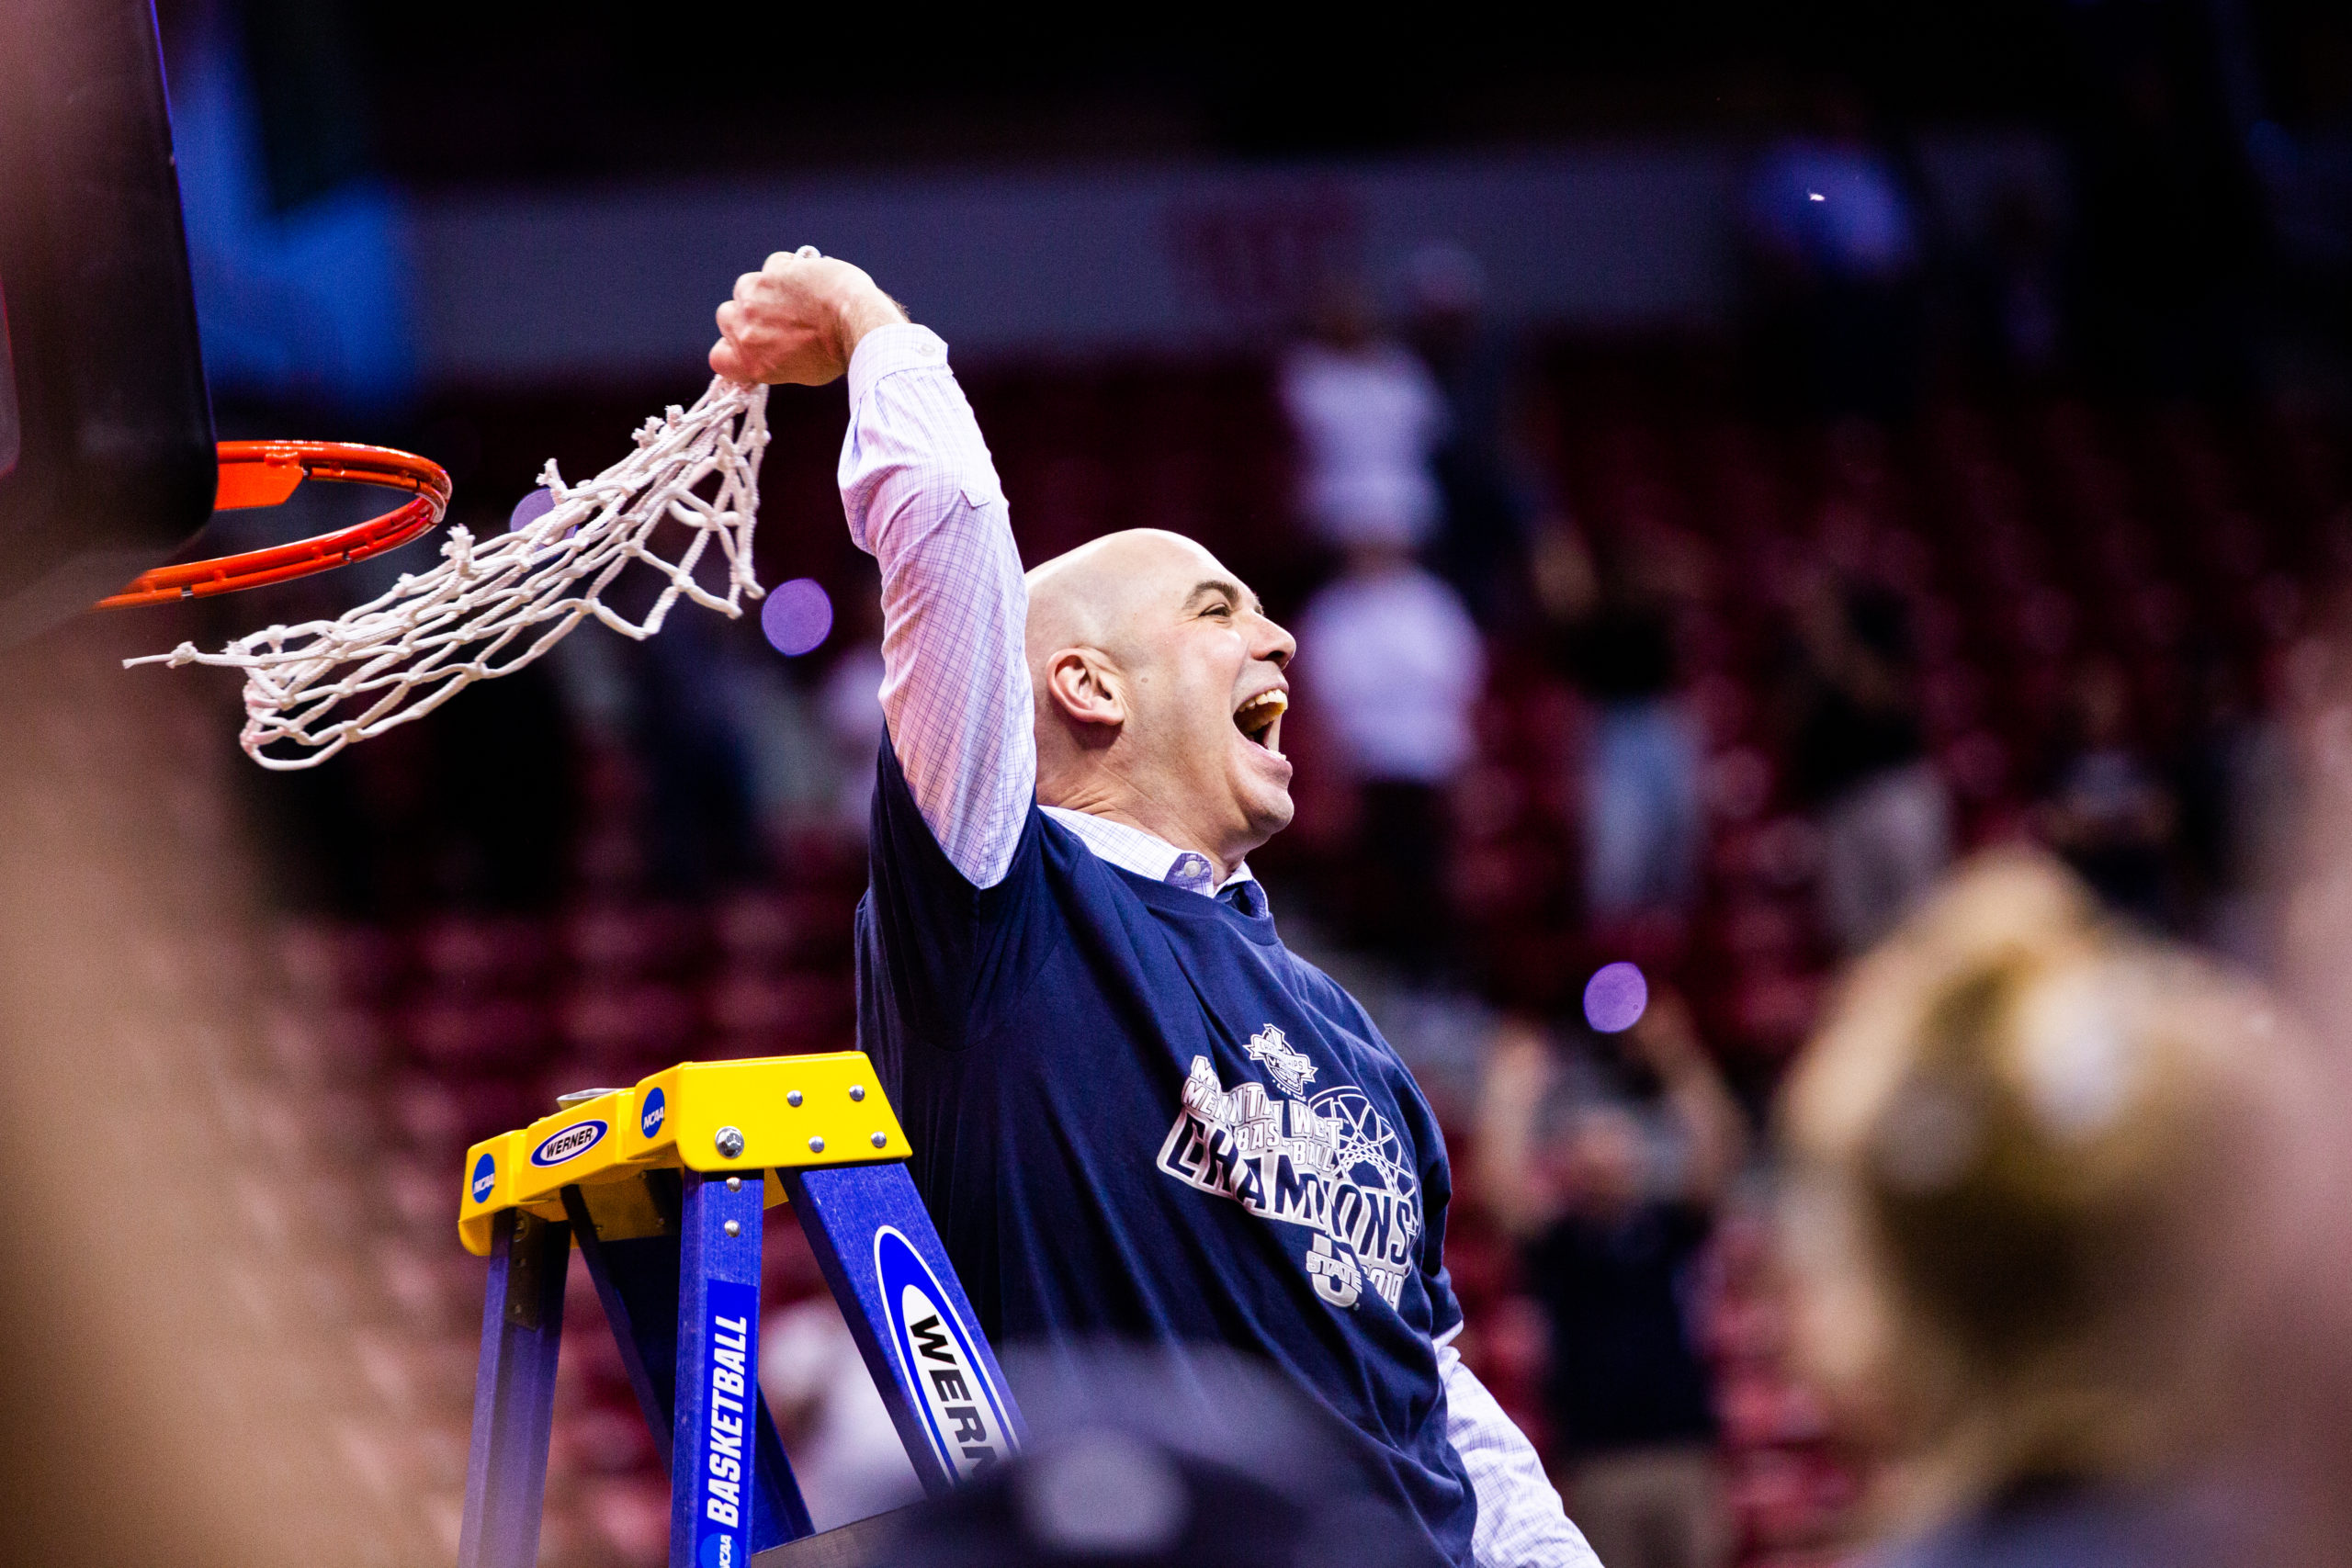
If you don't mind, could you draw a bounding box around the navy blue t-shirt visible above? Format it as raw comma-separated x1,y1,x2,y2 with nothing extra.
855,742,1476,1563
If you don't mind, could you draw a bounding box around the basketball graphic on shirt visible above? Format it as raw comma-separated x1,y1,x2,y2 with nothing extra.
1155,1051,1423,1313
1312,1086,1419,1206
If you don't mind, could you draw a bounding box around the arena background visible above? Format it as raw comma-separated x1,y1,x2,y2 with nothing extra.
16,4,2350,1563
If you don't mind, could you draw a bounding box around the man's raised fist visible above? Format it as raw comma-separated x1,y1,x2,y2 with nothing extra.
710,249,909,386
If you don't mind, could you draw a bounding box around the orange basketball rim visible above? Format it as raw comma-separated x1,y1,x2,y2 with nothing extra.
94,440,451,610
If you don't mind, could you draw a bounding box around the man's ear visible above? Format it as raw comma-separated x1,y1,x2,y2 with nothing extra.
1043,648,1125,731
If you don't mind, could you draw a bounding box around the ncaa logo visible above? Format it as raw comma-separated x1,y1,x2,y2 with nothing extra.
469,1152,496,1204
698,1531,733,1568
641,1088,667,1139
530,1119,607,1168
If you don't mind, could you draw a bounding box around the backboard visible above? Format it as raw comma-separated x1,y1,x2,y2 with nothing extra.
0,0,216,645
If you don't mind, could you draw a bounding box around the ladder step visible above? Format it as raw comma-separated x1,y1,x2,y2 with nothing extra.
748,1506,913,1568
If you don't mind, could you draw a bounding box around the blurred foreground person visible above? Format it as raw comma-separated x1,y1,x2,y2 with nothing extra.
1779,852,2286,1567
0,626,435,1564
871,1344,1448,1568
2246,595,2352,1562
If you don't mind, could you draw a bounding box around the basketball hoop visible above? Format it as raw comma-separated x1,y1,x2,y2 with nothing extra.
127,378,770,771
95,440,454,609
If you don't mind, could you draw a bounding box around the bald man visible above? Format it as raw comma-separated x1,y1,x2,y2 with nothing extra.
713,254,1598,1568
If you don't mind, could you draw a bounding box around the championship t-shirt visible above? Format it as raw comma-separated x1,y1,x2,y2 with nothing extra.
856,740,1476,1562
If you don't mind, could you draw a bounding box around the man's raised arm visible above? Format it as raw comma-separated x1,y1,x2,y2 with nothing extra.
713,252,1035,888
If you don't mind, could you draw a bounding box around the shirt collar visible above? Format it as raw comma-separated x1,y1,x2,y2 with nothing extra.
1038,807,1262,903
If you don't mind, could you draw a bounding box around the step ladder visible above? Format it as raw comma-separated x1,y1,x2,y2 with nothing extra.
453,1053,1023,1568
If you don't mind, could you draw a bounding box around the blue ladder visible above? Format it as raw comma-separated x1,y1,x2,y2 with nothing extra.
452,1054,1023,1568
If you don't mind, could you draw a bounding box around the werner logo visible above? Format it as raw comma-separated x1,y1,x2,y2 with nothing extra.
696,1279,757,1568
640,1088,667,1139
874,1225,1014,1478
469,1152,497,1204
530,1119,606,1168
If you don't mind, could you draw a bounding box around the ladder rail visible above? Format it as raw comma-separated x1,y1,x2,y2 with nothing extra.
782,1163,1023,1496
457,1210,571,1568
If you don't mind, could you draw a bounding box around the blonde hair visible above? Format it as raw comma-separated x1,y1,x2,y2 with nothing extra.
1780,851,2277,1515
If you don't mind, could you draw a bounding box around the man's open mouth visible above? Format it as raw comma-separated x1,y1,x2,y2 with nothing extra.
1234,689,1286,755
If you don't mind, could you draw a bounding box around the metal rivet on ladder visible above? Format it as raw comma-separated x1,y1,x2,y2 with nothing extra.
786,1090,803,1108
870,1131,888,1148
726,1177,741,1191
714,1126,746,1158
723,1220,741,1237
850,1085,865,1101
808,1135,826,1154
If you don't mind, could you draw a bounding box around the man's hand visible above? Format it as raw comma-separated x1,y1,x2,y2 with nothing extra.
710,250,909,386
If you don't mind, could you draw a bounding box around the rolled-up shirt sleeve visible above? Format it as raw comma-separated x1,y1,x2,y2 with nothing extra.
1436,1330,1603,1568
836,324,1035,888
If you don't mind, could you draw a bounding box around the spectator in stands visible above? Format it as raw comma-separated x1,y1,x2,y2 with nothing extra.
2067,18,2259,399
1779,851,2285,1568
1284,279,1479,975
1296,532,1485,976
2036,657,2176,929
1548,534,1706,926
818,562,889,840
1281,276,1447,553
1404,243,1551,630
762,1296,922,1530
1962,184,2067,385
1782,572,1951,954
820,637,887,834
720,647,838,849
633,613,766,895
2246,12,2352,371
2178,651,2300,963
1478,989,1745,1568
547,562,765,895
1739,85,1925,419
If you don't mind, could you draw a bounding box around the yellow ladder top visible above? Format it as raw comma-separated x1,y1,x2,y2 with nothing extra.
458,1052,908,1256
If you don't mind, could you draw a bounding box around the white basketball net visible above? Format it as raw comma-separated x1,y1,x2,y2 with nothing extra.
130,377,771,771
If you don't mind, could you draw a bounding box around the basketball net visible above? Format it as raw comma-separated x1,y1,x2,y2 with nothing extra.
129,378,771,771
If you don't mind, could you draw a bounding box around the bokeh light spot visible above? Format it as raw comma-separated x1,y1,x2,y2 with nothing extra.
1583,961,1648,1033
762,578,834,657
507,486,556,532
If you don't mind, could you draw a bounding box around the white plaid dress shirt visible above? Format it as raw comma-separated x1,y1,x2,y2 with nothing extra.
838,322,1600,1568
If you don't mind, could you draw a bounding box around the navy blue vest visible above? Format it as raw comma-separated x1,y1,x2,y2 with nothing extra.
855,741,1476,1562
